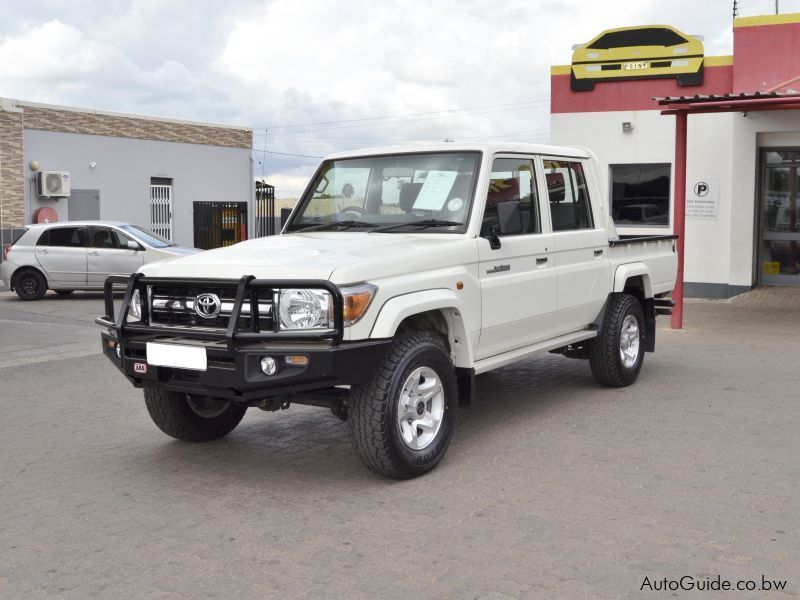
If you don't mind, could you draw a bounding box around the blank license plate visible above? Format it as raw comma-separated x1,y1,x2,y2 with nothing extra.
623,62,649,70
146,342,207,371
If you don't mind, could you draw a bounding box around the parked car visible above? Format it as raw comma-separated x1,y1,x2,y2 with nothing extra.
570,25,704,91
96,143,677,479
1,221,197,300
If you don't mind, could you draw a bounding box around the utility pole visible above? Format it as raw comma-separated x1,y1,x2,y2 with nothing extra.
776,0,780,14
733,0,739,19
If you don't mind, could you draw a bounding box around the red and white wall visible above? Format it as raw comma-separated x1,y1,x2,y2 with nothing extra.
550,13,800,297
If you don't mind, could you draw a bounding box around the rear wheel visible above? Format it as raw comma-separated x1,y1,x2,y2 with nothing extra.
14,269,47,301
589,293,645,387
349,332,456,479
143,389,247,442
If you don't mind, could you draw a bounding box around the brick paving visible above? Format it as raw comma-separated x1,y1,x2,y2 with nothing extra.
0,288,798,599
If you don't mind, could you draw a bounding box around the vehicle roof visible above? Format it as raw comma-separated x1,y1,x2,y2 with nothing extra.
324,142,591,161
25,220,132,229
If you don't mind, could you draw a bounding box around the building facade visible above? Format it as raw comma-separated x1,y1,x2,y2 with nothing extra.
0,98,253,255
550,13,800,297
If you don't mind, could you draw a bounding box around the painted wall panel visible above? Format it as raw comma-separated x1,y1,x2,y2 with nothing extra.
23,130,252,248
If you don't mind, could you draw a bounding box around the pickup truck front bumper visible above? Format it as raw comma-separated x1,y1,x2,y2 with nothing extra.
97,274,391,402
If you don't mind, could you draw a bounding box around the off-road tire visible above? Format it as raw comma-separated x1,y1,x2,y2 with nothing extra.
589,293,645,387
143,388,247,442
349,332,457,479
14,269,47,301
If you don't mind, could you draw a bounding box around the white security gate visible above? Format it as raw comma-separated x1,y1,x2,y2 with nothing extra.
149,184,173,240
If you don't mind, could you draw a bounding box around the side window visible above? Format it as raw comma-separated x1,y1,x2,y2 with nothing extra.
544,160,594,232
110,229,136,249
481,158,540,236
38,227,85,247
90,227,119,249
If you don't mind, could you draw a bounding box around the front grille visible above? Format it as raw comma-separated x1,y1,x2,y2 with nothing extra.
148,284,274,331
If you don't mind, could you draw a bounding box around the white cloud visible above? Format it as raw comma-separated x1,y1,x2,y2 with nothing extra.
3,0,796,196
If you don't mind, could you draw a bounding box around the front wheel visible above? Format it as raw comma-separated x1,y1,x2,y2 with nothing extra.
589,293,645,387
143,389,247,442
349,332,456,479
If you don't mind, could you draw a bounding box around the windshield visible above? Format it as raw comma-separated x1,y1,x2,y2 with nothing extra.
285,152,480,233
119,224,176,248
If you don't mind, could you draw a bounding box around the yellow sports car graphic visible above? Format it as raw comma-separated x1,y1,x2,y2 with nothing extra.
570,25,704,92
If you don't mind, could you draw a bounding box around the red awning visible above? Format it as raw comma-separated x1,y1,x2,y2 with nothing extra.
656,91,800,114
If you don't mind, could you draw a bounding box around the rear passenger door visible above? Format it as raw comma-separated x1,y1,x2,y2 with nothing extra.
34,226,88,288
476,156,558,359
87,226,145,286
542,158,610,330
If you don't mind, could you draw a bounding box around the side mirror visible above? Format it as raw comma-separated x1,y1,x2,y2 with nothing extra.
496,201,523,235
127,240,142,251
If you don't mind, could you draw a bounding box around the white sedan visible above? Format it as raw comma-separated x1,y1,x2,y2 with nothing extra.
1,221,198,300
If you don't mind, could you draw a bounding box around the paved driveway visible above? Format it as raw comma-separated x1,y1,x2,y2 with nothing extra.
0,289,798,599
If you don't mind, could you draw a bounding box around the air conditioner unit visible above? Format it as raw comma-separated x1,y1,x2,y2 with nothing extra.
37,171,71,198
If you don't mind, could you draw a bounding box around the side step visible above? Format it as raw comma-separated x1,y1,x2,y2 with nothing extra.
473,330,597,375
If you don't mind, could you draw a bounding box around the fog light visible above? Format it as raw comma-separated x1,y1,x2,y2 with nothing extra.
260,356,277,376
285,355,309,367
115,344,122,359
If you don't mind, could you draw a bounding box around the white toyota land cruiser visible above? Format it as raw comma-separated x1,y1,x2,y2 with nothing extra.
97,143,677,479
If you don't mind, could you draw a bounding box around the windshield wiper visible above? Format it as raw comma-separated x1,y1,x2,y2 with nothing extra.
294,220,378,232
371,219,463,233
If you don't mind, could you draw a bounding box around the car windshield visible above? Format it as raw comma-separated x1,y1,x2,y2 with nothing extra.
119,224,176,248
285,152,480,233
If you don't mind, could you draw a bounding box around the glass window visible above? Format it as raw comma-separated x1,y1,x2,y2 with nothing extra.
38,227,85,247
587,28,687,50
286,152,480,232
610,164,670,227
544,160,594,231
481,158,540,236
118,224,175,248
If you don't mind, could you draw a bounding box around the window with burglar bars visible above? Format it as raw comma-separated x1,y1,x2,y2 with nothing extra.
150,178,173,240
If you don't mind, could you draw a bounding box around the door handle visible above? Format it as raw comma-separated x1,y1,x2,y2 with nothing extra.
38,249,48,254
594,249,604,256
536,256,548,265
89,251,99,256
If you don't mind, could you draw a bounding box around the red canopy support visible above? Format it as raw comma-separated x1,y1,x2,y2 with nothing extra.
671,111,688,329
655,93,800,329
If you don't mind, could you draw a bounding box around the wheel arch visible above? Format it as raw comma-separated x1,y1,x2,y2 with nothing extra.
613,263,653,299
369,289,473,368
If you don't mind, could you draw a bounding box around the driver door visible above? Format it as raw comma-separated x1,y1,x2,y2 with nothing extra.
476,156,559,360
87,226,145,286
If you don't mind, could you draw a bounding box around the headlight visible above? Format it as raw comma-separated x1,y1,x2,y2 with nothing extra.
129,288,142,321
340,283,377,326
278,288,332,330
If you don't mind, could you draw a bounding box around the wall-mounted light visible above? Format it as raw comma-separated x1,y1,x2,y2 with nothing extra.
29,160,40,172
622,122,634,134
89,161,97,169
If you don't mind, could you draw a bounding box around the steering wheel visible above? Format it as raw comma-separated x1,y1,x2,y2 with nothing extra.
339,205,366,218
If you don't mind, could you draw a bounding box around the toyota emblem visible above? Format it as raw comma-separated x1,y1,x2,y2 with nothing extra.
194,293,221,319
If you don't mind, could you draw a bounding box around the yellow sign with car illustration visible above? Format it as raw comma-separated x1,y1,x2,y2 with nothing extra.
570,25,704,92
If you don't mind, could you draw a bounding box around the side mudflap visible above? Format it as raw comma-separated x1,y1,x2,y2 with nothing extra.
644,298,656,353
455,367,475,407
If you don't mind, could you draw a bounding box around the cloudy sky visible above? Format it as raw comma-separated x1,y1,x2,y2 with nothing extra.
1,0,797,196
